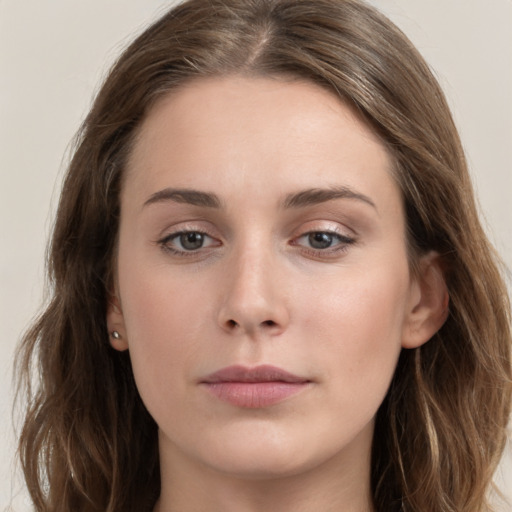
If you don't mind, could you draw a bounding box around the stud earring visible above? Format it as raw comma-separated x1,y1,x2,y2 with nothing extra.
111,331,121,340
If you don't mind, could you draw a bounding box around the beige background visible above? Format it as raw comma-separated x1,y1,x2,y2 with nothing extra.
1,0,511,509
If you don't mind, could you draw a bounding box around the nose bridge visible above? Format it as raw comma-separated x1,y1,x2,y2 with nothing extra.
218,235,288,335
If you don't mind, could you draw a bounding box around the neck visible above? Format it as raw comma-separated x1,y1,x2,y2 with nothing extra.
154,427,375,512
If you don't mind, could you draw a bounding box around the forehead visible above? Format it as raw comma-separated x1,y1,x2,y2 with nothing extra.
123,75,399,213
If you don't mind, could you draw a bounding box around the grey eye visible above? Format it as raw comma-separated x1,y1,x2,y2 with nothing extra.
179,232,205,250
308,232,336,249
293,230,355,254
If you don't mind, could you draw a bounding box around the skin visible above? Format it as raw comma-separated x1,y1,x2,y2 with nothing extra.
108,76,447,512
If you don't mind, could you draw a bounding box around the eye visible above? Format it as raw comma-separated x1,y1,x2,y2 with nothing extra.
307,232,339,249
176,232,207,250
293,230,356,253
158,230,219,254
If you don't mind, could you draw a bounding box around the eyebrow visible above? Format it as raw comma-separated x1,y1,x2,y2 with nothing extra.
143,188,222,209
142,185,376,211
282,186,377,211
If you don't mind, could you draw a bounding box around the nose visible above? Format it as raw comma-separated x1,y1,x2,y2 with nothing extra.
217,245,290,337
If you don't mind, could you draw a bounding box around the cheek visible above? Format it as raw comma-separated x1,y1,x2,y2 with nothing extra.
298,263,409,396
117,260,213,406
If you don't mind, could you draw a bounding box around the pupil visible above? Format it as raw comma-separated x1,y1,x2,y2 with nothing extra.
309,232,332,249
180,232,204,250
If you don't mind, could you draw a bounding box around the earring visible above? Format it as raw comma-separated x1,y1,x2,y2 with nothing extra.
111,331,121,340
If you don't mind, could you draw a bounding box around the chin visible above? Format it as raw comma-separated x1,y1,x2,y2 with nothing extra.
193,425,356,481
204,450,318,481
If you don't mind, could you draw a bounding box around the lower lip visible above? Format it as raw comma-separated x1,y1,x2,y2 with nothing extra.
202,381,309,408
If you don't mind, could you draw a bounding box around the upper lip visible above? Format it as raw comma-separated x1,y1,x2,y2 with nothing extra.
201,365,309,384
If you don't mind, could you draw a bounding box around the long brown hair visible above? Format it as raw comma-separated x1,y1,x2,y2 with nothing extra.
16,0,511,510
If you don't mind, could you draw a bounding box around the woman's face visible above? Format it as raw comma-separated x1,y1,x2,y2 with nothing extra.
110,76,436,481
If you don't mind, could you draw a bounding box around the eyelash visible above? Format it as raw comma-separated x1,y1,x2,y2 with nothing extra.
157,229,356,258
291,230,356,257
157,230,219,257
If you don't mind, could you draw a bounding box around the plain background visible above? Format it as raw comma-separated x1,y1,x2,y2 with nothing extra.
1,0,511,509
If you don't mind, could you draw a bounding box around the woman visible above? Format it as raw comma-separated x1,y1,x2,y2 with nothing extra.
16,0,511,511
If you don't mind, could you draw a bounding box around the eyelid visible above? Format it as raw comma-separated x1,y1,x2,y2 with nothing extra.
156,223,222,257
289,220,358,257
155,219,220,242
295,230,354,243
164,230,216,246
291,230,355,247
290,218,357,238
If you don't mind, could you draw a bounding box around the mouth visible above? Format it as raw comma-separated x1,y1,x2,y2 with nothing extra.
200,365,312,408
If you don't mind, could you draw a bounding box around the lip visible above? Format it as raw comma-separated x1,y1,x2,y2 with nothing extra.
200,365,311,408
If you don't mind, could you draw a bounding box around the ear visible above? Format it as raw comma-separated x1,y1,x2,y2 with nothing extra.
402,252,449,349
107,293,129,351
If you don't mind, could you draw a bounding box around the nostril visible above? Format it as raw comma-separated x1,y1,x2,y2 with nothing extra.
227,319,238,328
262,320,277,327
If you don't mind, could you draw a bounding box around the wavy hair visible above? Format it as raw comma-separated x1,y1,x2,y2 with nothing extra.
16,0,511,510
